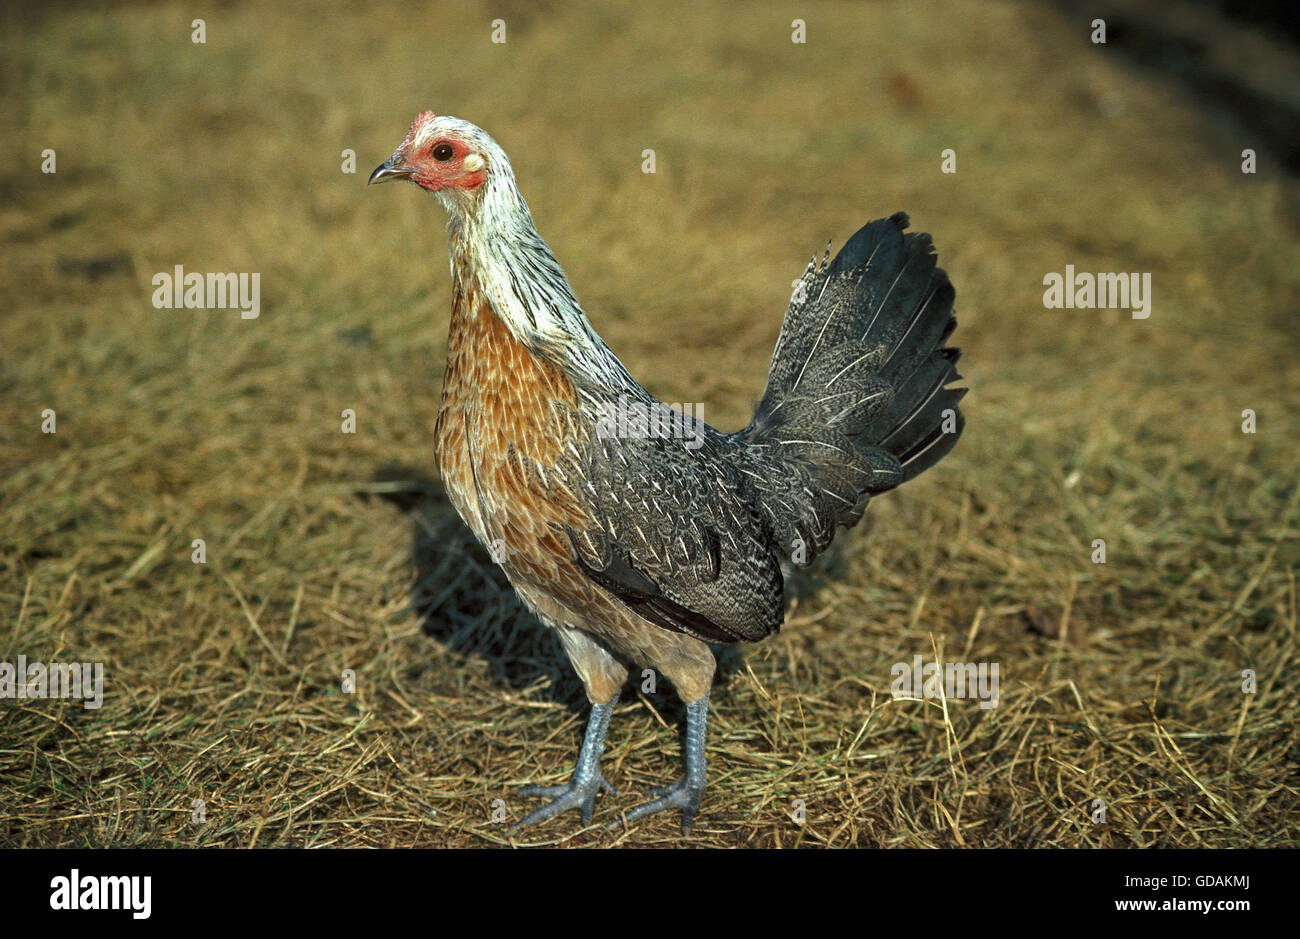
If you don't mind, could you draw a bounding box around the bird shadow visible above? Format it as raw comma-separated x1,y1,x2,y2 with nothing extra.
366,462,586,716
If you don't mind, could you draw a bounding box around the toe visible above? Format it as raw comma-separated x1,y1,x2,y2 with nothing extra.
610,778,703,831
515,793,579,830
513,773,614,830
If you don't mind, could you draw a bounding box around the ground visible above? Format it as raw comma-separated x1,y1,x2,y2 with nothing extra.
1,0,1296,847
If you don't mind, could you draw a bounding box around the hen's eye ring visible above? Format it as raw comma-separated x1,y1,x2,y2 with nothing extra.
433,143,454,162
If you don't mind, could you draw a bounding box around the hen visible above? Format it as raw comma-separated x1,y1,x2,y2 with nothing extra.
370,111,966,832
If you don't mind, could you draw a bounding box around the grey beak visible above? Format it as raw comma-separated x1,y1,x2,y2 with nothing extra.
368,158,413,185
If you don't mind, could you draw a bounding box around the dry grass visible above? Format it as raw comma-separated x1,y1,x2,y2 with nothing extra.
1,0,1297,847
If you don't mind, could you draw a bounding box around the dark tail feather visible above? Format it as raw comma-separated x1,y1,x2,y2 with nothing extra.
874,347,966,481
739,213,965,557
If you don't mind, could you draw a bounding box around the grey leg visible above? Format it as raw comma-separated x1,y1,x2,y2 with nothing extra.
614,692,709,834
513,699,617,830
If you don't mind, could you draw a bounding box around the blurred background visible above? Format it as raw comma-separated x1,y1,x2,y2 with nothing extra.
1,1,1296,847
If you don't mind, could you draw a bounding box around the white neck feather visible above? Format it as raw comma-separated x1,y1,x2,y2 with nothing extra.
436,141,643,399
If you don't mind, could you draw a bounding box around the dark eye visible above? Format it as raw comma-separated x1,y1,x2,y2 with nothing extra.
432,143,455,162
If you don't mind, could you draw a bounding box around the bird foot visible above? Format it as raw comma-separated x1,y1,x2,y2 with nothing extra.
609,776,704,834
512,773,617,830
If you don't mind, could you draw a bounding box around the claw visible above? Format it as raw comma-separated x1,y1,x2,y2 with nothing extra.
512,773,617,830
609,776,703,834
